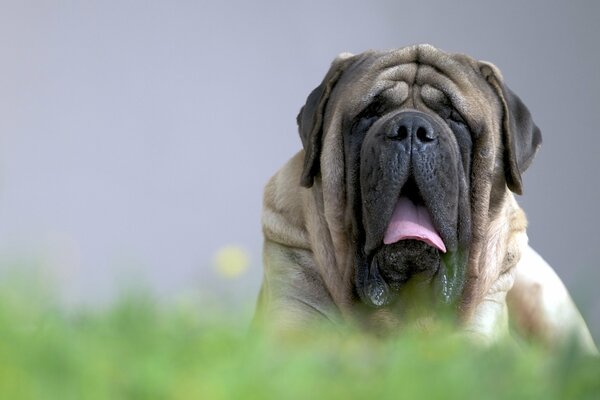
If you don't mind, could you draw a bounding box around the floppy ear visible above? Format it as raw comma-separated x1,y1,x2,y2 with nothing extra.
480,63,543,195
298,53,355,188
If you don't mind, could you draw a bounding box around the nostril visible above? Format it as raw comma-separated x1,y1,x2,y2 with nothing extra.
416,126,434,142
396,125,408,140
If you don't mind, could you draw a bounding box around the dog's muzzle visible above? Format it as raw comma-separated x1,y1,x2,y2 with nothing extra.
356,110,470,310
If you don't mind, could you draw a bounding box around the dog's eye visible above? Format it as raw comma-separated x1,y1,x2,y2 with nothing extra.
351,114,378,137
356,115,379,131
447,109,466,125
353,101,383,133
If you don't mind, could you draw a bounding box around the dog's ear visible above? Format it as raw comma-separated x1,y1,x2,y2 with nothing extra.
480,63,542,195
298,53,355,188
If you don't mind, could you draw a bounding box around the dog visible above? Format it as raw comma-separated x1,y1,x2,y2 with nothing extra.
255,44,597,353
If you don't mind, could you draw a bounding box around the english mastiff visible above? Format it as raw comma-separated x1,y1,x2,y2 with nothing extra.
255,44,597,352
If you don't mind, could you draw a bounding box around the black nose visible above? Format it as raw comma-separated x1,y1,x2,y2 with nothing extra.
388,112,438,145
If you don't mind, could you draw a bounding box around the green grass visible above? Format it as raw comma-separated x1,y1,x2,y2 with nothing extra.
0,276,598,399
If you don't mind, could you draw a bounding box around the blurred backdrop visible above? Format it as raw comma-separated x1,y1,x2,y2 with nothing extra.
1,1,599,339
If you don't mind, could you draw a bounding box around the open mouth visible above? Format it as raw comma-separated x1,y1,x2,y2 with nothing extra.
357,176,461,309
383,178,446,253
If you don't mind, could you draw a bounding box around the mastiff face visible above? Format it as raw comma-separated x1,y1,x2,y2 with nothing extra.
256,45,597,352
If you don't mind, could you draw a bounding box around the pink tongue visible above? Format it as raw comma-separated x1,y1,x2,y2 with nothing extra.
383,196,446,253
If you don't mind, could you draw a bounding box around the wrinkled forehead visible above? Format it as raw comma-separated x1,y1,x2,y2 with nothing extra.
331,45,498,133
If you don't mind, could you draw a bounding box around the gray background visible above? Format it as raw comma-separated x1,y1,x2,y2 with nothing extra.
1,1,599,340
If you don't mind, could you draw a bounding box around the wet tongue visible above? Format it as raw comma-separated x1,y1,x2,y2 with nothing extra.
383,195,446,253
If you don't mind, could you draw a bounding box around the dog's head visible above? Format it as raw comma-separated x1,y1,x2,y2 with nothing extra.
297,45,541,316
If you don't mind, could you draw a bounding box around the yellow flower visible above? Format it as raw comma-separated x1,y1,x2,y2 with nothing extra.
213,245,249,278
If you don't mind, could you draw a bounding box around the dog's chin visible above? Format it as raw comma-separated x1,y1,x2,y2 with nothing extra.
374,240,441,292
